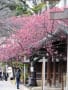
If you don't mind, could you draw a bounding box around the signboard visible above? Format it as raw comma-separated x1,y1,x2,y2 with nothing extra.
30,66,34,72
7,67,13,79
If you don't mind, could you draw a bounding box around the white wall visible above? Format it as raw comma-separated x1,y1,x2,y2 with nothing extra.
26,0,42,7
56,0,68,8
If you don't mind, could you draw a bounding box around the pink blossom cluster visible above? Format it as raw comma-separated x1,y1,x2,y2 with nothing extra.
0,7,67,61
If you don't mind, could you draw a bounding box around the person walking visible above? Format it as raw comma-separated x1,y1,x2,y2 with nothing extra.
0,71,2,80
16,68,21,89
4,72,8,81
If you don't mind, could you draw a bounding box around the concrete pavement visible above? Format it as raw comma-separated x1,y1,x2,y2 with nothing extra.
20,84,30,90
0,80,63,90
0,80,30,90
0,81,17,90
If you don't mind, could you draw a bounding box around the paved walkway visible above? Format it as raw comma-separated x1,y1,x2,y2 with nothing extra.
0,80,63,90
0,81,17,90
0,80,29,90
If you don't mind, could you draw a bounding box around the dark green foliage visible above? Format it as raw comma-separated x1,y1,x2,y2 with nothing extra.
31,3,46,14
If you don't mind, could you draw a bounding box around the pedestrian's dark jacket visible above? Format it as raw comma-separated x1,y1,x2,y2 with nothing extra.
16,70,21,80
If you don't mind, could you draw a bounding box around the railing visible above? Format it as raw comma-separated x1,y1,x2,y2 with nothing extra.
36,72,66,89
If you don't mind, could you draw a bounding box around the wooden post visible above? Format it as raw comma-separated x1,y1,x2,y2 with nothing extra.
24,56,26,85
46,0,50,19
66,35,68,90
47,58,51,86
61,60,64,90
53,58,56,87
58,61,61,83
24,64,26,85
46,1,49,9
42,57,46,90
